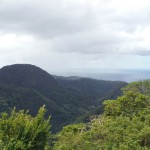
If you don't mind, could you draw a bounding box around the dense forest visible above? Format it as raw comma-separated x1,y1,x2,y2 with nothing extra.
1,80,150,149
0,64,126,132
53,80,150,150
1,64,150,149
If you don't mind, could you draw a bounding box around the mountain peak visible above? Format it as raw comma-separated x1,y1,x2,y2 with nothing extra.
1,64,47,74
0,64,57,89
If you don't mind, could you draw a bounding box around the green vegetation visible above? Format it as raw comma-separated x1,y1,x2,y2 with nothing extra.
53,80,150,150
0,106,51,150
1,80,150,149
2,64,150,149
0,64,126,132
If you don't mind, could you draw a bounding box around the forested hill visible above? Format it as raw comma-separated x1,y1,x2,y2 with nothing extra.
0,64,127,132
54,75,127,101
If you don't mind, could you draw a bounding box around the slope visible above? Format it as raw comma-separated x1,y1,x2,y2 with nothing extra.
0,64,127,132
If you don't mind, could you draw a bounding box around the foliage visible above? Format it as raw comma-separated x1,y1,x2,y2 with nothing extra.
53,80,150,150
0,106,51,150
103,91,150,117
122,80,150,96
53,124,91,150
0,64,126,132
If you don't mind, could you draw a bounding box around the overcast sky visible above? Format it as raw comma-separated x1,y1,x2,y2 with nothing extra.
0,0,150,81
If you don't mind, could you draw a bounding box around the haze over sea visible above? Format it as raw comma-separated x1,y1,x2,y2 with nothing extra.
54,69,150,82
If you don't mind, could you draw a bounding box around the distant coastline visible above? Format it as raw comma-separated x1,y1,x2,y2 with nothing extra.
52,69,150,83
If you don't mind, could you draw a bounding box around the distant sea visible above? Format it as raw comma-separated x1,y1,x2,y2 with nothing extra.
88,70,150,82
54,69,150,83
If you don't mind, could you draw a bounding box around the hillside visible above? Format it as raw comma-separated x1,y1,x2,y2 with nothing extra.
0,64,127,132
54,76,127,101
53,80,150,150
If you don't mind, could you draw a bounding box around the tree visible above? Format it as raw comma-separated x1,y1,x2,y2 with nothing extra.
0,106,51,150
53,81,150,149
122,80,150,96
103,91,150,117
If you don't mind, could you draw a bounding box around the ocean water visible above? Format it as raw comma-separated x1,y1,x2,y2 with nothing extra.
88,70,150,82
55,69,150,83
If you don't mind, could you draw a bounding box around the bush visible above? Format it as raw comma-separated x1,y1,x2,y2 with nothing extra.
0,106,51,150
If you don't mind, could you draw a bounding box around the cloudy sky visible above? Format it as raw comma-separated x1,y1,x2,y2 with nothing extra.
0,0,150,81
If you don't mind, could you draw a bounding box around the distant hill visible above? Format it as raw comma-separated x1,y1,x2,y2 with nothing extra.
53,75,82,80
55,76,127,101
0,64,127,132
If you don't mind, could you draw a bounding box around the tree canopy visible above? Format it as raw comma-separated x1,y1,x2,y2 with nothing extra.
0,106,51,150
1,80,150,149
53,80,150,150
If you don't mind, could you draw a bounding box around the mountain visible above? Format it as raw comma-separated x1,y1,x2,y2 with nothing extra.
54,76,127,101
53,75,82,80
0,64,127,132
54,75,127,122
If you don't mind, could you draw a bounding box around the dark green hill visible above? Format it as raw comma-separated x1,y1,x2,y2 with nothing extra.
54,76,127,101
0,64,127,132
54,76,127,122
0,64,58,91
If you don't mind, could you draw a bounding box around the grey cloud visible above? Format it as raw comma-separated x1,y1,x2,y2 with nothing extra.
49,30,141,54
0,0,95,38
0,0,150,76
0,0,149,56
132,49,150,56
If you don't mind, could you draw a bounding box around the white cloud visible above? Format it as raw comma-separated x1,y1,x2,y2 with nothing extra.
0,0,150,75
